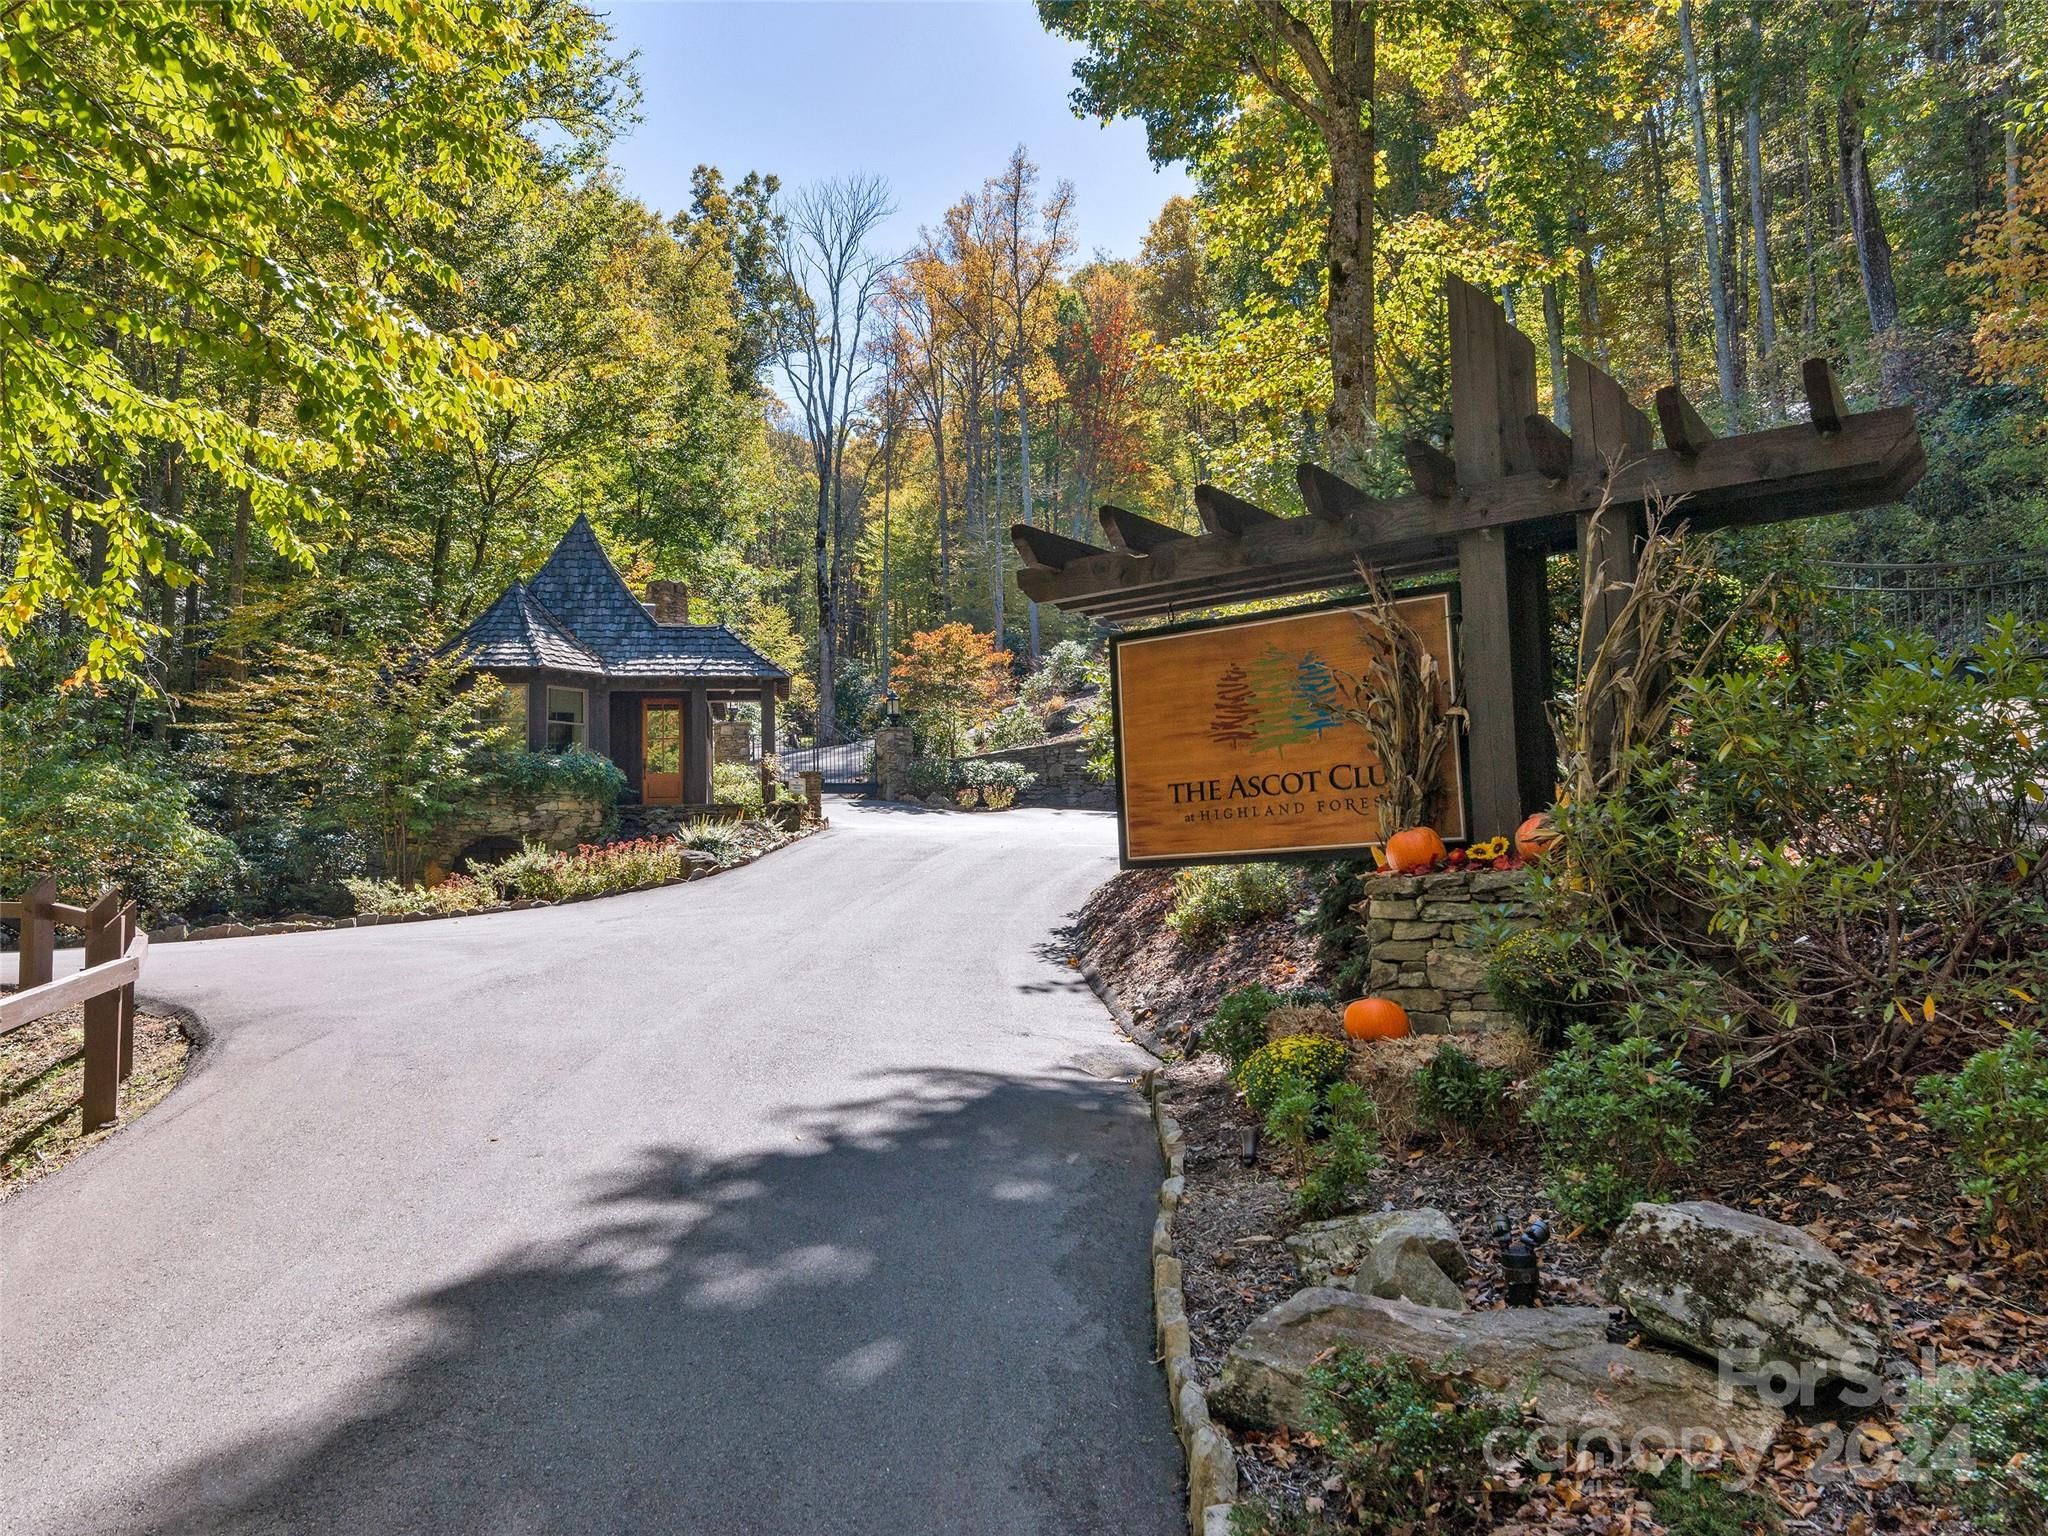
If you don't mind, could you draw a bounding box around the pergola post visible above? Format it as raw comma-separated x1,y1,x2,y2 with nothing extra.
1448,276,1554,836
758,685,778,804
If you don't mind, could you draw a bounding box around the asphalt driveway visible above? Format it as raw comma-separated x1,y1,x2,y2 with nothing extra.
0,799,1180,1536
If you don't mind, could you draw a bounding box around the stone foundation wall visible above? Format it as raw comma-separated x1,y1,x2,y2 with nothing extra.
1357,867,1534,1034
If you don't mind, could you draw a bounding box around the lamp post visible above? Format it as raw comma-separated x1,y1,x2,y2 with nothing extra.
885,688,901,726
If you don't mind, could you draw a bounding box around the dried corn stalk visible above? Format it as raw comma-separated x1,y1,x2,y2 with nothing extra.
1336,560,1465,838
1553,487,1765,808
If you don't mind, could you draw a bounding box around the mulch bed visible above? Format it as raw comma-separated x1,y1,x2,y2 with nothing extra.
1074,876,2046,1534
1069,869,1324,1050
1,1000,191,1197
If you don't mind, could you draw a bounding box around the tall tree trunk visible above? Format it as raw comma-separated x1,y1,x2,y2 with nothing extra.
1836,78,1901,380
991,383,1006,647
428,511,453,612
1018,374,1039,663
1680,0,1741,416
1797,95,1822,339
1645,106,1685,389
1574,237,1607,365
180,568,202,690
880,417,893,680
1713,48,1748,391
931,414,951,609
2002,0,2021,249
1745,4,1780,407
1322,4,1377,466
814,469,836,743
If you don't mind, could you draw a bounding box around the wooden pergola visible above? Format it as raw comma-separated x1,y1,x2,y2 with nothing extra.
1014,277,1925,839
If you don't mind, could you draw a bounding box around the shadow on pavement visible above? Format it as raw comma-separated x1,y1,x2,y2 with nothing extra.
124,1070,1181,1536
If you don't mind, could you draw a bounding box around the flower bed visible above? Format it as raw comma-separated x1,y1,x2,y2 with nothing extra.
345,821,791,916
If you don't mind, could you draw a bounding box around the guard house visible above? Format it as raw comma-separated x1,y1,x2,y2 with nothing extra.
454,516,788,807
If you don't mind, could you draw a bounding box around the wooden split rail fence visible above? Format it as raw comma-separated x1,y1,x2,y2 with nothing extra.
2,876,149,1132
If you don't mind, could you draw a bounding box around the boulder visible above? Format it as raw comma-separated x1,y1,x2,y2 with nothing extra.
1600,1201,1890,1387
1212,1289,1783,1461
1286,1209,1470,1312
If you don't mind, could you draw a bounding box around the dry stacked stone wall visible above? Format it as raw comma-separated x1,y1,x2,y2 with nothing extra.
424,795,610,881
953,730,1092,789
1358,867,1534,1034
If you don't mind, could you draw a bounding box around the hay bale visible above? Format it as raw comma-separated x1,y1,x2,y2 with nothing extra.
1263,1001,1345,1044
1345,1028,1539,1148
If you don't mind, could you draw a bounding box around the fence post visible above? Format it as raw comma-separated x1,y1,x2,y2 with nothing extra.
17,873,55,991
117,900,138,1082
79,888,122,1132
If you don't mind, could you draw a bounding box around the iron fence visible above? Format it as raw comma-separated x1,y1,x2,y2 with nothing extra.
1812,551,2048,651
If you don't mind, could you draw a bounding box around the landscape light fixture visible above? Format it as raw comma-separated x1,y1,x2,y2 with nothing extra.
1493,1214,1551,1307
885,688,901,725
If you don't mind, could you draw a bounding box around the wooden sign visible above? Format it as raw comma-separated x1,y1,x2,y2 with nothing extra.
1109,594,1465,867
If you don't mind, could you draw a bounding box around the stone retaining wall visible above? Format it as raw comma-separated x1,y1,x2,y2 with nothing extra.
1357,867,1534,1033
953,730,1091,788
423,794,610,881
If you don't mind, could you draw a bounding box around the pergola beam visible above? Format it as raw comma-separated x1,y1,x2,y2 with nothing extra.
1523,413,1575,481
1194,483,1284,537
1403,438,1458,499
1296,464,1372,524
1016,406,1922,619
1803,356,1848,435
1011,523,1110,571
1098,503,1186,554
1654,384,1715,457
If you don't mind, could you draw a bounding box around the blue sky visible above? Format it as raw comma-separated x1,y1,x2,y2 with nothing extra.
597,1,1193,264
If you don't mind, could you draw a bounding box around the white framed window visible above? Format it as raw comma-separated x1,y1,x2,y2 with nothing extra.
545,686,587,752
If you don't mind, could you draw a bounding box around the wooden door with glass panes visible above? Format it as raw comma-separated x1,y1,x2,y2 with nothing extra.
642,697,683,803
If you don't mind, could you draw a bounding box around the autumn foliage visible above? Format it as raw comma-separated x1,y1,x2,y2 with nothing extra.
891,623,1013,757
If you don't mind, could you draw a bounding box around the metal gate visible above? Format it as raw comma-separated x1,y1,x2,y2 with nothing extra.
776,733,873,793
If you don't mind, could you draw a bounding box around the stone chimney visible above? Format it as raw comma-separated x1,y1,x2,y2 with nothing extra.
645,579,690,625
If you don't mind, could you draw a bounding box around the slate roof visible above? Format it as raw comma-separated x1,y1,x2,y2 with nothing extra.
453,515,787,683
457,580,606,674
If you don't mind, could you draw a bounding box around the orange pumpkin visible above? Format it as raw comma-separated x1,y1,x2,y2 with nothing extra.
1515,811,1560,862
1344,997,1411,1041
1383,826,1446,873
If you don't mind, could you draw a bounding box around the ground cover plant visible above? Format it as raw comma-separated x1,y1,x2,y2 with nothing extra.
1526,1025,1706,1232
1918,1030,2048,1242
1903,1368,2048,1533
1414,1043,1516,1143
1629,1460,1783,1536
1169,863,1296,949
1228,1349,1519,1535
